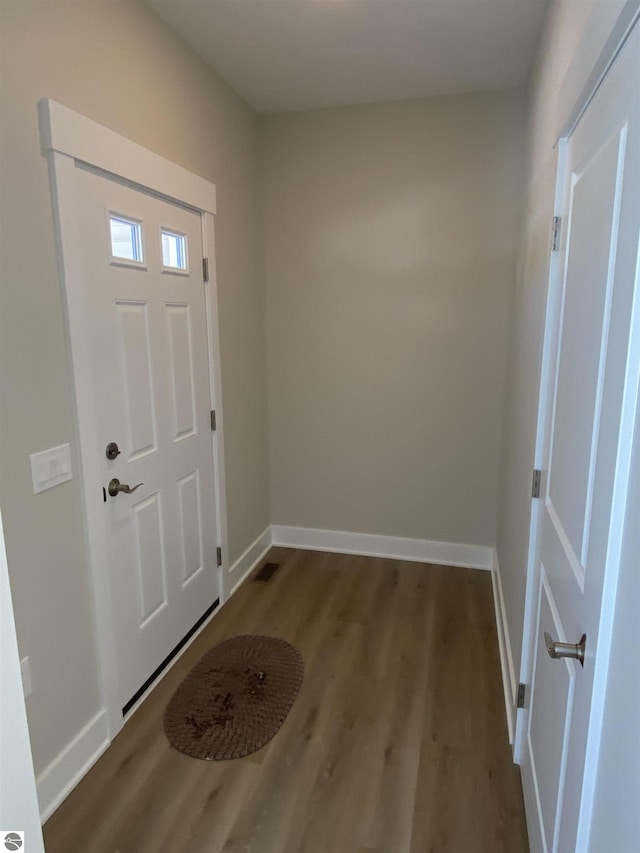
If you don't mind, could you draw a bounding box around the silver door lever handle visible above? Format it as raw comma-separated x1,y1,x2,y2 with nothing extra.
108,478,143,497
544,631,586,666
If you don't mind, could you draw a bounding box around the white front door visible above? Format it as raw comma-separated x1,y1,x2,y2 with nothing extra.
75,168,221,711
521,23,640,853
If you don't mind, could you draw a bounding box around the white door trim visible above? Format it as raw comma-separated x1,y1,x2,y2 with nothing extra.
558,0,640,141
39,99,229,739
514,135,569,765
38,100,217,214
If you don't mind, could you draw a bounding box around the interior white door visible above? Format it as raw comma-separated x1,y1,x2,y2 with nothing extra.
76,167,220,711
0,509,45,847
521,23,640,853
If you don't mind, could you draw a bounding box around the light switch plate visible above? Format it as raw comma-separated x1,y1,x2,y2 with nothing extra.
30,443,72,494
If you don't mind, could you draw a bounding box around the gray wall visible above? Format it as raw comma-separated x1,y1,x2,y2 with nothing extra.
0,1,269,776
262,91,525,546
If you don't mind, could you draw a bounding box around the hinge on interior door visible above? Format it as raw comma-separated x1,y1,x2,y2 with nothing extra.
216,546,222,567
210,410,217,431
517,683,526,709
531,469,542,499
202,257,209,282
551,216,562,251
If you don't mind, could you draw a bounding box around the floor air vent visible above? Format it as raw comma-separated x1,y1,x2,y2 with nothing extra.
253,562,280,583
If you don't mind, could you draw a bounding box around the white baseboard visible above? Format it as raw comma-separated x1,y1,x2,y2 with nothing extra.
491,550,517,744
36,709,109,823
271,525,493,570
227,526,273,596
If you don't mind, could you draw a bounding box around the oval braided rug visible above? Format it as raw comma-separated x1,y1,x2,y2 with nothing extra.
164,635,304,761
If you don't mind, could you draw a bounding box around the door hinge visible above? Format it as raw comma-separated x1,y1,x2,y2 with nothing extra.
551,216,562,251
202,257,209,282
517,683,526,709
210,410,216,431
216,546,222,567
532,468,542,499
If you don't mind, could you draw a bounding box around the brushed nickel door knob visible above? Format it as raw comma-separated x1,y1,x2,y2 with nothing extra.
544,631,586,666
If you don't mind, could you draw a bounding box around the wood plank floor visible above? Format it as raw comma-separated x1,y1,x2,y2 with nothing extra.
43,548,529,853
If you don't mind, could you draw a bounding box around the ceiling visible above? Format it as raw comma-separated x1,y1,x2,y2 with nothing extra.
147,0,549,114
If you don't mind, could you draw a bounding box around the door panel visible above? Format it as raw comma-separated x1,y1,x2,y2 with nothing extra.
529,571,576,853
76,167,220,709
548,130,621,568
177,469,204,584
132,491,167,624
167,303,197,440
521,21,640,853
116,300,157,458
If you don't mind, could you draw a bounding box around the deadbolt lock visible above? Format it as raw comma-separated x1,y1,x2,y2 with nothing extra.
106,442,121,461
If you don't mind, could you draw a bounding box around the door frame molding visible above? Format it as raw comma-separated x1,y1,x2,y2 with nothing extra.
516,14,640,849
558,0,640,141
38,99,229,739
